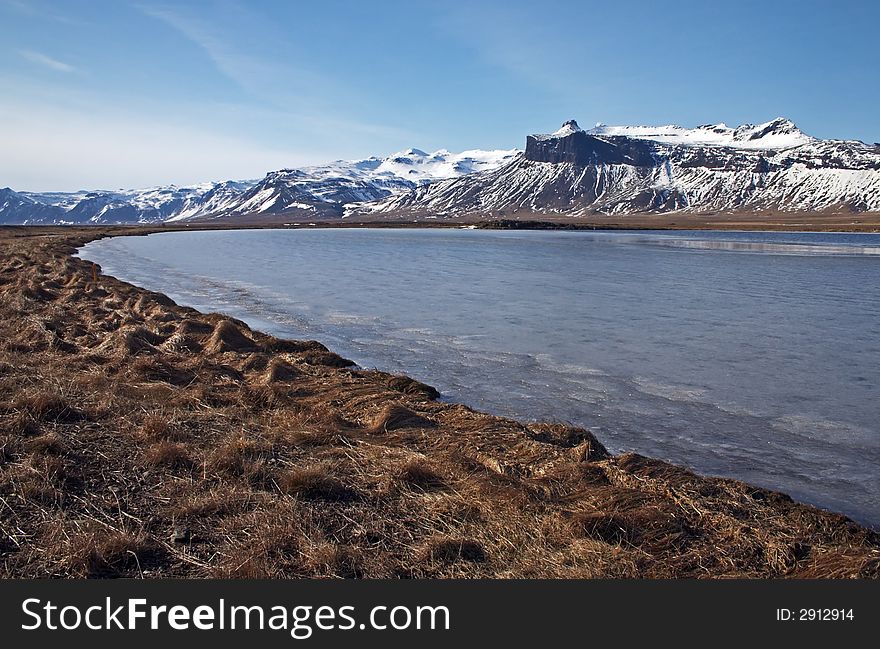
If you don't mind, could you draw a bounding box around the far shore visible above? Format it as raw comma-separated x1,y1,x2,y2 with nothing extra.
5,207,880,237
0,224,877,578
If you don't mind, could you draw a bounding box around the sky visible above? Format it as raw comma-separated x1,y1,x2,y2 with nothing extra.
2,0,878,192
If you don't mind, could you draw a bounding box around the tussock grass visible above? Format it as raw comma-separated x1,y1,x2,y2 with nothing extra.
67,529,162,578
0,434,20,464
208,510,309,578
370,403,434,432
129,356,196,386
384,374,440,399
161,332,202,353
303,542,364,578
278,465,361,502
6,411,41,437
204,320,258,353
143,441,193,469
23,432,67,456
416,537,488,565
395,458,446,491
528,422,609,459
207,435,274,480
572,508,693,551
286,428,351,448
265,358,299,383
100,325,163,356
237,384,282,410
167,487,258,520
175,319,214,336
797,550,880,579
139,413,184,441
11,389,82,423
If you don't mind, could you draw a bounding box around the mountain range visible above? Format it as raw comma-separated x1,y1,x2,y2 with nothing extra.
0,148,517,225
359,118,880,218
3,117,880,225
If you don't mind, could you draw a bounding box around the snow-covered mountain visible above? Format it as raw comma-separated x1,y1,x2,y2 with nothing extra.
358,118,880,217
8,121,879,224
170,148,518,221
0,187,67,223
2,182,258,225
0,148,517,224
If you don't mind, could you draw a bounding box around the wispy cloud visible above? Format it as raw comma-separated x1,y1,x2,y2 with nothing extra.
3,0,84,25
18,49,77,72
434,4,599,100
136,2,415,142
136,3,323,97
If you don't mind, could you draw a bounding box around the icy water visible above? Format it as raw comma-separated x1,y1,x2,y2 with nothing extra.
79,228,880,527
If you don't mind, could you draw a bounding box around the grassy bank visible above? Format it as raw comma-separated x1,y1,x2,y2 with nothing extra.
0,226,877,578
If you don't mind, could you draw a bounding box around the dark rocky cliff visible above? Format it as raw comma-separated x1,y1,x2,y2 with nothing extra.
525,121,657,167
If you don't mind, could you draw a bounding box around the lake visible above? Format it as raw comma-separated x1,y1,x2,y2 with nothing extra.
79,228,880,526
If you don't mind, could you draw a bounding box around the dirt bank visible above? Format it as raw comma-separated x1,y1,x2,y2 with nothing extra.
0,226,877,578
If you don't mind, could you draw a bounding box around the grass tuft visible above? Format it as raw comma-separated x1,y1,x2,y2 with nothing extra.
143,441,192,469
278,465,360,502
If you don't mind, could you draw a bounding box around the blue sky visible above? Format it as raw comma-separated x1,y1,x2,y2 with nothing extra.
2,0,878,191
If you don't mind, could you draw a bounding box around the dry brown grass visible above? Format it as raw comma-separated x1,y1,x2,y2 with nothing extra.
415,537,488,565
265,358,299,383
10,389,82,424
67,529,162,578
209,512,304,578
278,465,361,502
143,441,193,469
395,457,446,491
139,413,184,441
23,432,67,456
572,507,693,551
166,485,260,520
302,541,364,578
204,320,258,353
0,434,19,464
370,403,434,433
207,435,273,477
0,225,876,579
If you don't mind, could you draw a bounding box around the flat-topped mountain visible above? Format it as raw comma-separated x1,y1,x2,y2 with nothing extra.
358,118,880,217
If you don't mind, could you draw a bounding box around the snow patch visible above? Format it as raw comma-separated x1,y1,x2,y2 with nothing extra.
587,117,815,150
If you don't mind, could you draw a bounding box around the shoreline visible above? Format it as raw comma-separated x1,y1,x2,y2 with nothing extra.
5,205,880,238
81,225,879,527
1,225,878,578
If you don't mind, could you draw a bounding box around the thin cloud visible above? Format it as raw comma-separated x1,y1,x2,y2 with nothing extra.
136,3,321,96
136,2,415,142
18,49,77,73
434,4,592,99
2,0,84,25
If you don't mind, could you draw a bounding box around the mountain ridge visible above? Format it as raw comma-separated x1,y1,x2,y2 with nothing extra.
0,148,517,225
358,118,880,218
5,118,880,224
